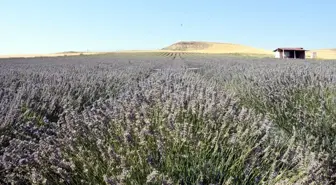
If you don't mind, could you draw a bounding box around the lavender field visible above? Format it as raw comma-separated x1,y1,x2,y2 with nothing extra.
1,54,336,185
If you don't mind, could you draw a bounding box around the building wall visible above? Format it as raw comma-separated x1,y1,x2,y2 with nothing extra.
274,51,281,58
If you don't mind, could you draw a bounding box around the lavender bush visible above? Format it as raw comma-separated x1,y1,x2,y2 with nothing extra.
0,55,335,184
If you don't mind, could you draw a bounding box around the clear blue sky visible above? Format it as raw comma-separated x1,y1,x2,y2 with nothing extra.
1,0,335,54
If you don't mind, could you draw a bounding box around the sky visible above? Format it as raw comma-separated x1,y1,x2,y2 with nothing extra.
1,0,336,54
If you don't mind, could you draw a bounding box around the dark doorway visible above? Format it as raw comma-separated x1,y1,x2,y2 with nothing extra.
285,50,305,59
295,51,305,59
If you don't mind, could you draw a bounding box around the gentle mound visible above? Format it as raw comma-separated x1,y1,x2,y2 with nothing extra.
162,41,211,51
163,41,273,55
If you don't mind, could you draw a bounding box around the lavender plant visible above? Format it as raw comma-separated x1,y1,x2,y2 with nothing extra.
0,55,335,184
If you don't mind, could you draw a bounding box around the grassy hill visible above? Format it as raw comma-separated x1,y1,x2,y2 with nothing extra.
162,41,273,55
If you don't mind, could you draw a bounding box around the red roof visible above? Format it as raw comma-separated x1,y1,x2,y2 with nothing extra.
273,48,307,52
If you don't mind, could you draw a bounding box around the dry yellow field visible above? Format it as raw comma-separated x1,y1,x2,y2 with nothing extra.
0,52,99,59
307,49,336,60
1,42,335,59
162,41,273,55
110,45,336,60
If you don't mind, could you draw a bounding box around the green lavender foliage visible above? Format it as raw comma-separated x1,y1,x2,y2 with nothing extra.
0,55,335,184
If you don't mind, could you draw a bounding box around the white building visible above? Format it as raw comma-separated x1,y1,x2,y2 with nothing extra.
273,48,307,59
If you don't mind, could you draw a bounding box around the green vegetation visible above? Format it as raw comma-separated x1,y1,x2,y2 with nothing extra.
0,54,335,184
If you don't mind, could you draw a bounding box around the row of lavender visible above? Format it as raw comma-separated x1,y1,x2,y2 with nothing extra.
0,55,335,184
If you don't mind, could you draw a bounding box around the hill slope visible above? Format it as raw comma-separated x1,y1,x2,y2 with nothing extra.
163,41,273,55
